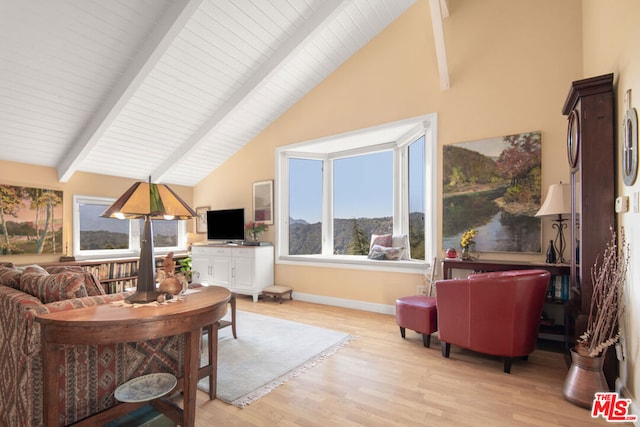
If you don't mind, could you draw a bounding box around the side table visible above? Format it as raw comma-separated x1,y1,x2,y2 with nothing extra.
36,286,230,427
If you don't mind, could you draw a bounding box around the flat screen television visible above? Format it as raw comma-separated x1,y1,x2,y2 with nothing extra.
206,208,245,242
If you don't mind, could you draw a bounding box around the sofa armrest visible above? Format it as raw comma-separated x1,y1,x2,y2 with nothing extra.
42,291,129,313
25,292,130,355
0,286,49,356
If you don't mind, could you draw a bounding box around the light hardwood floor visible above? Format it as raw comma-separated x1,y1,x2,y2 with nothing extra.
191,296,617,426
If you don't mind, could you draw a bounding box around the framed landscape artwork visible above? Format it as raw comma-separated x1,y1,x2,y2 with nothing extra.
442,131,542,253
253,180,273,225
0,184,64,255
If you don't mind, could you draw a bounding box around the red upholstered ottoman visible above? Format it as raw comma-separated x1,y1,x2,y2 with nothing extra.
395,295,437,347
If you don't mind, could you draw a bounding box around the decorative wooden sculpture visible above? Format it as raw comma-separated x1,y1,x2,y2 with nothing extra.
158,252,183,295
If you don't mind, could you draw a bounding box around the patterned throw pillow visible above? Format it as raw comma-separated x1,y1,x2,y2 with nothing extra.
44,266,105,296
20,271,89,303
392,234,411,260
369,234,392,251
77,271,105,296
367,250,386,260
0,266,23,289
20,264,49,275
44,266,84,274
368,244,406,261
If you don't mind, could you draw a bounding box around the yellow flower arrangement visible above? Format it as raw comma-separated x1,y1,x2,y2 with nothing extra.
461,228,478,249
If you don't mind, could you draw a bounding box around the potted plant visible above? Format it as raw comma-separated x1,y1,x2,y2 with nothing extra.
245,221,269,241
563,227,629,408
178,256,192,283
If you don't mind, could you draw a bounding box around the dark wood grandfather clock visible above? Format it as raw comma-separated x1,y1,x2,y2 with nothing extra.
562,73,616,388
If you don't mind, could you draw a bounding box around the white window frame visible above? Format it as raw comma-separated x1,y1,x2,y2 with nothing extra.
73,195,187,260
275,114,438,272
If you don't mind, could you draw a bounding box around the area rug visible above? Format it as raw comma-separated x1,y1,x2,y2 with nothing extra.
198,311,354,408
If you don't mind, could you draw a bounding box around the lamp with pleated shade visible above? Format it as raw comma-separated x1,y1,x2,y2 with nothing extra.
101,178,196,303
535,182,571,263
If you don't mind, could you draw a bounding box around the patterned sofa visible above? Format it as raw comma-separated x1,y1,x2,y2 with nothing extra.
0,263,185,427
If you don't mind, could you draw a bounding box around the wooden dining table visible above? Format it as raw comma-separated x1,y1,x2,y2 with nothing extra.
36,285,231,426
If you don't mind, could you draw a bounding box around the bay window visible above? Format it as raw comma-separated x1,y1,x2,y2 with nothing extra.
276,114,437,270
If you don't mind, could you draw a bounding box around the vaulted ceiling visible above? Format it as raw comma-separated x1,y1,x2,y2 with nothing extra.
0,0,447,187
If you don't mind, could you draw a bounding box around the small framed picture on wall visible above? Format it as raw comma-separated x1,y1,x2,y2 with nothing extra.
195,206,209,234
253,180,273,225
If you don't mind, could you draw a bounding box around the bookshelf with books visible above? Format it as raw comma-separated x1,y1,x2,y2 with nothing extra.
40,254,187,294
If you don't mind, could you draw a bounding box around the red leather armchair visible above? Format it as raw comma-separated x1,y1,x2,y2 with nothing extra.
435,269,550,373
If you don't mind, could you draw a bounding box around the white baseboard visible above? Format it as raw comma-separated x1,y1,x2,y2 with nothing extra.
616,379,639,426
292,292,396,315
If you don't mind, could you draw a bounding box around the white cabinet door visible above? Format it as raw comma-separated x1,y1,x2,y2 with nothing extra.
212,256,232,287
191,248,212,285
232,256,255,291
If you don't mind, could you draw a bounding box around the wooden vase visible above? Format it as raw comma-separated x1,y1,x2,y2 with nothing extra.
562,347,608,408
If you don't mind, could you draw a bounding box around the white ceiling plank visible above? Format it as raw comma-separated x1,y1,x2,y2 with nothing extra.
429,0,450,90
152,0,348,183
56,0,205,182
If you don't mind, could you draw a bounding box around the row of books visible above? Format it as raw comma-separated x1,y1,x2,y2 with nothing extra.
82,261,139,281
547,275,569,302
102,279,137,294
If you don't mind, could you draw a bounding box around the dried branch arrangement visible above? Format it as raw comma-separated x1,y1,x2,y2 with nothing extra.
576,227,629,357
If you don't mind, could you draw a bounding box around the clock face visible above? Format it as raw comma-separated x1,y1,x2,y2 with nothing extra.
567,109,580,170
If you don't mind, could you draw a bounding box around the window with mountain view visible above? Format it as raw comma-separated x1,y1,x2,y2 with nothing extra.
143,220,179,248
408,136,425,259
74,195,185,257
289,158,323,255
277,114,436,267
77,201,130,251
333,151,393,255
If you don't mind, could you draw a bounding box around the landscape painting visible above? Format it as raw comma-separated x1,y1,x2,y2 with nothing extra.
0,185,63,255
442,131,542,253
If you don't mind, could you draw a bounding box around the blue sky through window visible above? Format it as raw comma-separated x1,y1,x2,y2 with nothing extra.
333,151,393,220
289,142,427,224
289,158,322,224
289,151,395,224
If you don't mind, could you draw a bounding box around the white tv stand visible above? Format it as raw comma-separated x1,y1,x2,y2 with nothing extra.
191,244,274,302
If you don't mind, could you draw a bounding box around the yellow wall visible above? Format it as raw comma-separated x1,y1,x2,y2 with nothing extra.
0,160,193,265
582,0,640,407
194,0,583,305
